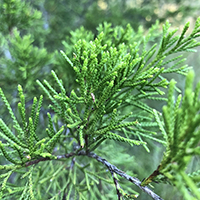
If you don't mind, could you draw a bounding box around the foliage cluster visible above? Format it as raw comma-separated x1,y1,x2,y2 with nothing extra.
1,1,200,200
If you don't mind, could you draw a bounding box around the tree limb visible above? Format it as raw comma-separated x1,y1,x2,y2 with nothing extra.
83,151,164,200
24,150,163,200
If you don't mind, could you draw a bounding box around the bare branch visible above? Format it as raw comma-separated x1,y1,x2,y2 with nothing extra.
111,171,123,200
24,151,163,200
81,151,164,200
25,157,50,167
24,152,76,167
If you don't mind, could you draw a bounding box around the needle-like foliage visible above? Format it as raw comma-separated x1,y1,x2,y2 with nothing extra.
141,71,200,199
1,17,200,199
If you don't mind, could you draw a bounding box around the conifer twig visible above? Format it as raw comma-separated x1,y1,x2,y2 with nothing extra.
25,157,50,167
23,151,163,199
110,171,123,200
84,151,164,200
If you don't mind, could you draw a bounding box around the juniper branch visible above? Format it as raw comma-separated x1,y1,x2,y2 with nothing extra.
111,171,123,200
23,151,163,200
85,152,164,200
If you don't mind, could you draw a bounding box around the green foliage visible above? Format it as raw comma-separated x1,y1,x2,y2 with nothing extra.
0,28,51,97
1,2,200,199
0,0,42,35
141,71,200,199
43,0,200,50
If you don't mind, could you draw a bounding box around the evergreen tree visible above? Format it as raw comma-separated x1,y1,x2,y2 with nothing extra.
1,1,200,199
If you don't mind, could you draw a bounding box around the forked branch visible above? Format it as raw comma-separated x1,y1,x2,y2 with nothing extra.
24,151,164,200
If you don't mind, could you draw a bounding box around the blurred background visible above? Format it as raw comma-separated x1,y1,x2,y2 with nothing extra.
1,0,200,99
0,0,200,199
